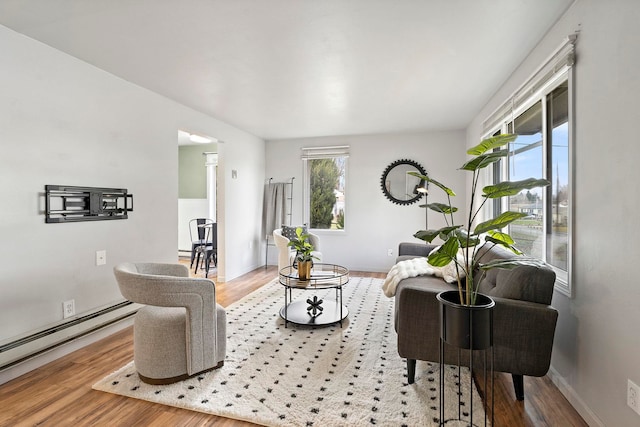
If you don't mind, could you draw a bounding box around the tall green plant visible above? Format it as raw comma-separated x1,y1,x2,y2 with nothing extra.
410,134,550,306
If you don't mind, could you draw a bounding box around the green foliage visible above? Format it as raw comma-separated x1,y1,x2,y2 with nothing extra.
466,133,517,155
483,178,551,199
336,209,345,229
460,149,508,171
286,227,317,262
426,202,458,215
408,133,550,305
473,211,528,235
310,158,339,229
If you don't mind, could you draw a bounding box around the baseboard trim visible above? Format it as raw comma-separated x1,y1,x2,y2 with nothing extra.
548,366,604,426
0,316,134,386
0,301,140,385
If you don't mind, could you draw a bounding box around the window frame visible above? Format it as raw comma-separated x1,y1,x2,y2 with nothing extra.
301,146,349,233
482,36,576,297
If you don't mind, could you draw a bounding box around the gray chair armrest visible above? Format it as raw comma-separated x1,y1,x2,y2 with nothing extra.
134,262,190,278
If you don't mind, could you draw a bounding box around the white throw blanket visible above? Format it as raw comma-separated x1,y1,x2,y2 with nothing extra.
382,253,466,298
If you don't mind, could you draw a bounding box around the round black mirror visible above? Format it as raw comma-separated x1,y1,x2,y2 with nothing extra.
380,159,427,205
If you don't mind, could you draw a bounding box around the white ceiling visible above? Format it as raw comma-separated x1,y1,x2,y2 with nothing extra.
0,0,573,140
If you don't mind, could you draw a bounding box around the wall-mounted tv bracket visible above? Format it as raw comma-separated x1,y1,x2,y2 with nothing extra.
45,185,133,223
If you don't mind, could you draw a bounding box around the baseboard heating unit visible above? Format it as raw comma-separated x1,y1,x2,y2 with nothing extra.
0,301,140,371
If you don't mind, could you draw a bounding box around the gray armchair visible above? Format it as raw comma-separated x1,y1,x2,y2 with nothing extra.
114,262,226,384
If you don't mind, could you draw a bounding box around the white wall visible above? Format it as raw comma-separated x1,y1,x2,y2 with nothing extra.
0,24,264,350
466,1,640,425
265,131,466,272
217,132,266,281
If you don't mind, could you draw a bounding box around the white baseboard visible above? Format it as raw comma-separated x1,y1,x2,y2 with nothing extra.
548,366,604,426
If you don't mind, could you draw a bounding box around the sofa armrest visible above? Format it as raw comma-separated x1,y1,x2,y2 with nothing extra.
491,296,558,376
398,242,438,257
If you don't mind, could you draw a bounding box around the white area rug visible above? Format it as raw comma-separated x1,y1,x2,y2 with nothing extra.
93,277,487,426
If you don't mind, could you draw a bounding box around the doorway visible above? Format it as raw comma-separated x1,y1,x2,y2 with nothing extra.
177,130,218,258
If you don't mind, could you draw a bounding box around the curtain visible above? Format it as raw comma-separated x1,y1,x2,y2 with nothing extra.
264,182,288,238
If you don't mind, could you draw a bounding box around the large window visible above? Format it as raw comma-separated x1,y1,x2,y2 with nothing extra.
484,35,575,296
302,146,348,230
504,83,569,272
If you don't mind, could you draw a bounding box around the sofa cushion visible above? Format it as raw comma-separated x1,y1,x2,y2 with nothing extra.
477,264,556,305
474,244,556,305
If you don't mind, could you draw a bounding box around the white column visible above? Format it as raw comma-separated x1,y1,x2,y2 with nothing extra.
204,153,218,221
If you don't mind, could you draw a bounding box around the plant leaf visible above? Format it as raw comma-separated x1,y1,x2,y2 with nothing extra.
414,225,459,242
414,225,462,243
427,202,458,214
486,230,515,245
474,211,527,234
413,229,440,243
460,149,508,171
427,237,460,267
408,172,456,197
467,134,517,156
437,225,463,239
454,229,480,248
485,231,523,255
483,178,551,199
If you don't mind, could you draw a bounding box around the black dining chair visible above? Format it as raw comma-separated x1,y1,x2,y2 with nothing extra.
201,222,217,277
193,222,217,277
189,218,214,270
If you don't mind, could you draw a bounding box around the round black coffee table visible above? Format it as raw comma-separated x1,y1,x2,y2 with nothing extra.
278,263,349,328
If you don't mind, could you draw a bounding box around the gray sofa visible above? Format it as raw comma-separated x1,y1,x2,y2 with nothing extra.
393,242,558,400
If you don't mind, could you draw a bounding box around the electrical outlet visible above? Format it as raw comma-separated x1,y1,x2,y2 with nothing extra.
629,380,640,415
96,250,106,266
63,300,75,319
387,249,393,257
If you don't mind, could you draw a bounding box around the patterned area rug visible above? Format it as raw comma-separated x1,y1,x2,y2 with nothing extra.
93,277,487,426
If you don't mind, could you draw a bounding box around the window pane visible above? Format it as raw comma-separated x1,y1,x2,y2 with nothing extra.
547,83,569,271
309,157,346,229
508,101,544,258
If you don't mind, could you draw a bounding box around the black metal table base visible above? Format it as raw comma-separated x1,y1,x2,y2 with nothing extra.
278,264,349,328
280,292,348,327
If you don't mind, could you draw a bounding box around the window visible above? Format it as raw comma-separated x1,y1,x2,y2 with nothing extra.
302,146,348,230
484,35,575,296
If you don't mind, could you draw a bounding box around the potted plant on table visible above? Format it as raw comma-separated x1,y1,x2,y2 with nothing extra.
409,133,550,349
287,227,318,280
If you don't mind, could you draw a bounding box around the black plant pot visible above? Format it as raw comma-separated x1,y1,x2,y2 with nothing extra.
437,290,495,350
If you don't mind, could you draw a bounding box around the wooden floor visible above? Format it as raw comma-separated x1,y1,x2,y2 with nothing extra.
0,263,587,427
